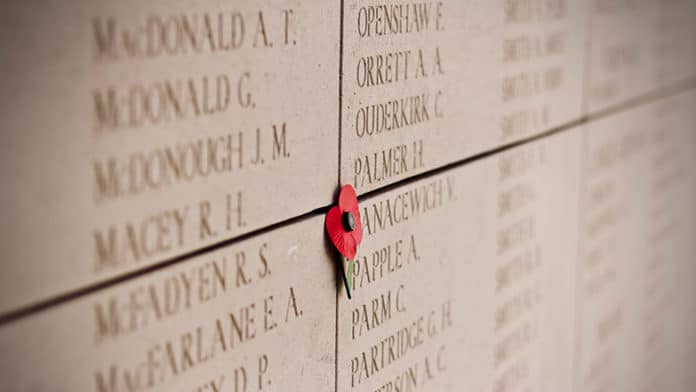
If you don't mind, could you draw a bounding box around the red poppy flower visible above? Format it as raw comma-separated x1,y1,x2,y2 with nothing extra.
325,184,363,260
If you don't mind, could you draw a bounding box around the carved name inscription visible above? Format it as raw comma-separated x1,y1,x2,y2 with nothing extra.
341,0,584,194
0,216,335,392
577,91,696,391
0,0,339,313
337,129,580,391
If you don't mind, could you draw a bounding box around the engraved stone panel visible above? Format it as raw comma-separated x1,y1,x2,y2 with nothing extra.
585,0,656,112
341,0,585,194
653,0,696,88
474,127,580,392
650,92,696,391
583,0,696,112
576,90,696,391
0,0,339,313
336,128,580,391
0,215,335,391
1,1,696,390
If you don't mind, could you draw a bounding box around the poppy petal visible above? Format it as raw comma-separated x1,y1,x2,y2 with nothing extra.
343,233,357,260
326,206,347,253
338,184,359,212
351,227,362,247
351,212,363,245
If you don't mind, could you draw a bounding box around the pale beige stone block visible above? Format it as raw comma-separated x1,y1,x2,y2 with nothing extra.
337,129,580,391
0,215,336,391
341,1,586,194
0,0,340,313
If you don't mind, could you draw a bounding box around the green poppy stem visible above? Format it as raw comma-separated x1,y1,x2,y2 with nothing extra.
340,257,352,300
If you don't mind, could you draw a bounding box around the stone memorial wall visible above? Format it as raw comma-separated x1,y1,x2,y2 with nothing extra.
0,1,695,391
